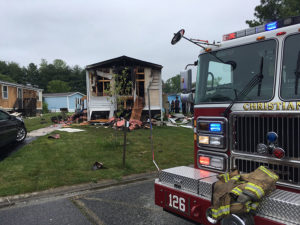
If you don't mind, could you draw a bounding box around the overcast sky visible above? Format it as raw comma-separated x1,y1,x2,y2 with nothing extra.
0,0,260,81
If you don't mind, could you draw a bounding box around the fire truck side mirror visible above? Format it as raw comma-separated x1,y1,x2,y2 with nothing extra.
180,69,192,93
171,29,185,45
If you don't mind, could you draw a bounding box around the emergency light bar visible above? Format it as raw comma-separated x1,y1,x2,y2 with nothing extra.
223,15,300,41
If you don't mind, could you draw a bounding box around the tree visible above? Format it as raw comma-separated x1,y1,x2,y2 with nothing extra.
0,73,15,83
68,65,86,94
25,63,39,85
163,74,181,94
0,61,9,75
0,58,86,93
53,59,68,70
105,67,133,118
0,61,25,84
7,62,25,84
46,80,71,93
246,0,300,27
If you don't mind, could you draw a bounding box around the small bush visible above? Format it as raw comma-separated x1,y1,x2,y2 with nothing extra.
42,102,49,113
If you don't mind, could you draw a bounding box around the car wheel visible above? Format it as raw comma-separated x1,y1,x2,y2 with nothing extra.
16,126,27,142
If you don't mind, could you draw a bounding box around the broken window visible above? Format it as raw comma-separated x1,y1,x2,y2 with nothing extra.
90,72,111,97
136,67,145,97
97,76,110,96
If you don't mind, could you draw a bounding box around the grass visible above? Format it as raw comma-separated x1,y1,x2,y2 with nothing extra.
0,126,194,197
24,113,67,132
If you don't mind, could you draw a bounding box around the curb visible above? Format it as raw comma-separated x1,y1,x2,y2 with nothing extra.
0,171,158,209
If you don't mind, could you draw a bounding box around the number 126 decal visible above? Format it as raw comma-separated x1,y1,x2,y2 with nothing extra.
168,193,186,212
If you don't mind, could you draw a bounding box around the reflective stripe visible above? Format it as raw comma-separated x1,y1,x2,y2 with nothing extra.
231,187,242,196
245,201,252,212
259,166,279,181
231,190,241,196
220,173,230,183
246,201,259,212
224,173,229,182
251,202,259,210
211,205,230,219
231,175,240,181
245,182,265,199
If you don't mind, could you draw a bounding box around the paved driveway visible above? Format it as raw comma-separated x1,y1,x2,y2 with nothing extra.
0,179,197,225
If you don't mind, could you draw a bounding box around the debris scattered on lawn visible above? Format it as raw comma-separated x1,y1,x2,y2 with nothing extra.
166,123,177,127
27,124,63,137
92,162,106,170
173,113,185,119
57,128,85,133
129,119,143,130
51,116,58,123
180,125,193,129
168,118,177,124
10,112,22,117
108,117,163,131
166,114,193,128
38,107,192,131
48,134,60,139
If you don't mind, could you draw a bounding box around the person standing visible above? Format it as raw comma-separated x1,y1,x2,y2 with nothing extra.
175,96,180,113
171,100,175,113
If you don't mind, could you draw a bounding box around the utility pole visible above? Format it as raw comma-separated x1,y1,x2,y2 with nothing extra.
123,120,129,168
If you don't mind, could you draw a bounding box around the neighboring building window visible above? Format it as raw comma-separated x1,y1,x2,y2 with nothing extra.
17,88,22,99
2,86,8,99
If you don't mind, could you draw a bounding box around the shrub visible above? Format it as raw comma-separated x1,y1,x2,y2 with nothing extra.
42,101,49,113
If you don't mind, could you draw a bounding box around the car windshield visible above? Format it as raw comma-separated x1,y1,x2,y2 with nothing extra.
195,39,277,104
280,33,300,100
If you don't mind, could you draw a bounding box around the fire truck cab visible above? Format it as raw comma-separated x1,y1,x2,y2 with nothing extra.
155,16,300,225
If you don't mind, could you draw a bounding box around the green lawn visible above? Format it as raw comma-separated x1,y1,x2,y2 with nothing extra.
24,113,66,132
0,126,193,197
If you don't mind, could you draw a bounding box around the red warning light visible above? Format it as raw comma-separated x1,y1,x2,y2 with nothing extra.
199,156,210,166
223,32,236,41
276,31,286,36
228,33,236,39
273,148,285,159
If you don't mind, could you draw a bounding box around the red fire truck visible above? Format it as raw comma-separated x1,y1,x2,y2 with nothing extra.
154,16,300,225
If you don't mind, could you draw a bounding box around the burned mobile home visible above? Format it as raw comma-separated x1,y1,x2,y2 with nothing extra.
85,56,163,121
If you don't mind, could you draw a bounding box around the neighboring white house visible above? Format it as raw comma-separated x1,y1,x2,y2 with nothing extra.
43,92,85,112
85,55,163,120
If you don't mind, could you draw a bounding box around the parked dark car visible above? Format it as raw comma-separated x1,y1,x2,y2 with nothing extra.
0,109,27,148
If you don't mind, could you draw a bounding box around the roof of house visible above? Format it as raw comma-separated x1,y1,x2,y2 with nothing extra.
0,80,43,91
43,92,85,98
86,55,163,70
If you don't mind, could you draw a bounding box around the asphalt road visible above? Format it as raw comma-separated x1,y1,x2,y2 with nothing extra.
0,179,197,225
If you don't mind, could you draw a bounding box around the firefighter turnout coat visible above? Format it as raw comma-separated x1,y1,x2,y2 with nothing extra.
209,166,279,221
